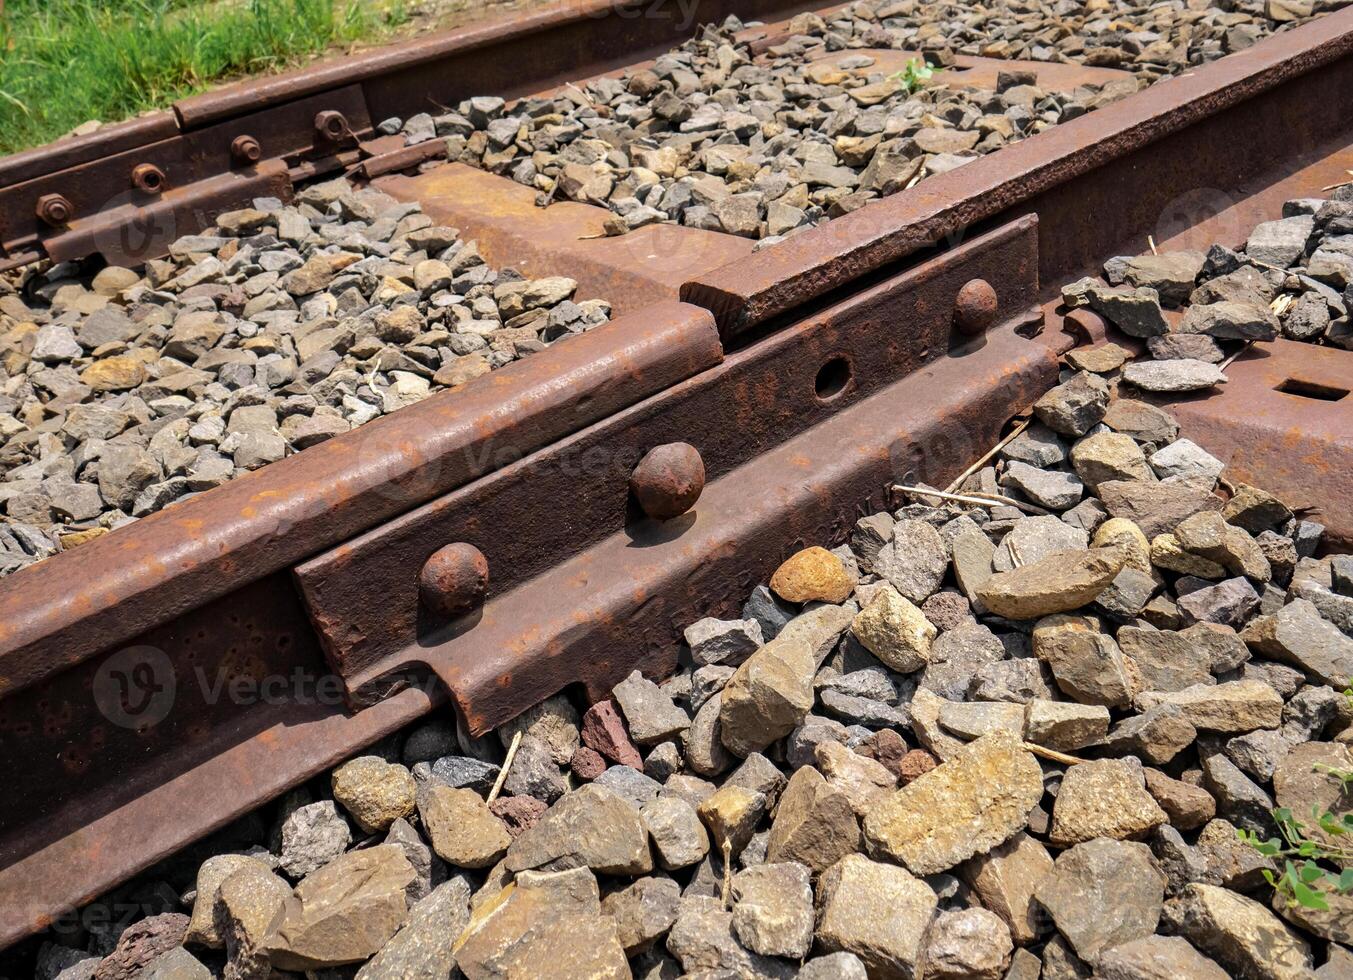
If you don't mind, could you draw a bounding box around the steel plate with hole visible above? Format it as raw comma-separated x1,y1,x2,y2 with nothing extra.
1167,339,1353,550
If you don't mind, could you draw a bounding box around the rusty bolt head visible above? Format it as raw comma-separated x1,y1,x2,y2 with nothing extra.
131,163,166,194
630,443,705,520
231,135,262,164
420,543,489,619
954,278,999,336
35,194,73,227
314,110,350,142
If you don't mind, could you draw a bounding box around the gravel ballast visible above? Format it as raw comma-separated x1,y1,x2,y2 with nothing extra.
0,179,611,577
18,199,1353,977
375,0,1330,243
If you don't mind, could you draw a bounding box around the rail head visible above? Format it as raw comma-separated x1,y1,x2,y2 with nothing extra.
0,302,722,699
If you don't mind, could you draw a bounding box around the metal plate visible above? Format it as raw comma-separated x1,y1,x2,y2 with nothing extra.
377,164,756,316
1166,339,1353,551
1,87,372,266
294,216,1044,716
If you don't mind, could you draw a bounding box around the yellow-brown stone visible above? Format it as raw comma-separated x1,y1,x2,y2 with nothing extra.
769,546,854,603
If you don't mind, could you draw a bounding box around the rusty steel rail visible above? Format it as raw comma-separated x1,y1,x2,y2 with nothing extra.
3,0,1353,954
684,5,1353,337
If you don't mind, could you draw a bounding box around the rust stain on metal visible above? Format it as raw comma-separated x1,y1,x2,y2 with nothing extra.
439,324,1058,735
231,134,263,164
0,0,1350,957
130,162,167,194
34,193,72,227
955,278,999,336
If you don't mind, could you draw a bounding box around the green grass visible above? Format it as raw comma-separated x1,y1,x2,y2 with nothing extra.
0,0,411,155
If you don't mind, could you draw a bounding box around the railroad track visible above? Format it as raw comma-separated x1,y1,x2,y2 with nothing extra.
2,0,1353,973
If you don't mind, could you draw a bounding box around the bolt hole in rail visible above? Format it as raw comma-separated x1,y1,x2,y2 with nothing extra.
2,0,1353,953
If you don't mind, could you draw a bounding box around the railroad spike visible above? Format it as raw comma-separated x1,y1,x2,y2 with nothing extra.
630,442,706,520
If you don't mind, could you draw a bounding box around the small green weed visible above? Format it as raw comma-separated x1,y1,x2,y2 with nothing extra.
1240,689,1353,912
889,57,936,93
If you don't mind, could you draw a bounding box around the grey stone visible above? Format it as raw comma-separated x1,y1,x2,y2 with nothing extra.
665,895,791,977
1178,577,1261,627
1118,627,1215,693
594,765,663,809
719,636,814,757
872,519,948,603
1050,758,1167,845
601,876,681,955
1246,215,1314,267
505,784,652,875
1242,597,1353,688
419,754,499,794
1175,883,1313,980
1034,838,1165,963
993,516,1089,573
683,617,763,666
1085,284,1169,336
1033,371,1111,436
1123,252,1206,306
1123,359,1228,393
924,907,1013,980
278,801,351,878
641,795,709,870
1001,422,1068,467
815,854,938,980
797,952,869,980
999,461,1084,511
1102,703,1198,765
501,734,568,803
1148,439,1225,484
353,878,471,980
742,584,795,641
1148,332,1226,362
1096,935,1229,980
1181,300,1279,340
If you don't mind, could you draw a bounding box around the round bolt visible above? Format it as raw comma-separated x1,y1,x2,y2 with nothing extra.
314,110,350,142
131,163,166,194
231,135,262,164
630,443,705,520
419,543,489,619
954,278,999,336
35,193,74,227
